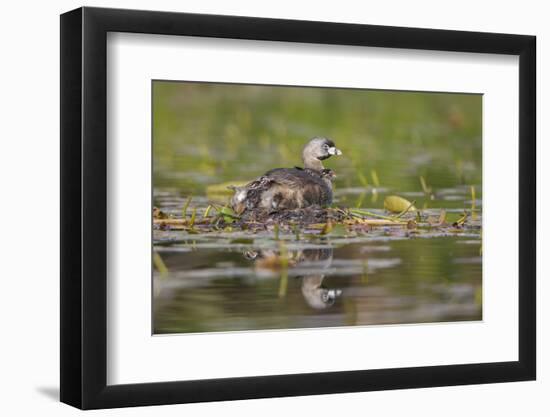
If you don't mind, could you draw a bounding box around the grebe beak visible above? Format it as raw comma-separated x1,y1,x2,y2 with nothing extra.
328,147,342,156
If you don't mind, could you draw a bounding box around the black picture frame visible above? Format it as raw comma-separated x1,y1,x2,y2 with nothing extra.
60,6,536,410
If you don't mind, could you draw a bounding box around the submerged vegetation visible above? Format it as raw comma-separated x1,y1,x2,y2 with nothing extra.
152,82,482,334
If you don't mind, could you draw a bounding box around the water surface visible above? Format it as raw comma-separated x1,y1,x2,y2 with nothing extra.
152,82,482,334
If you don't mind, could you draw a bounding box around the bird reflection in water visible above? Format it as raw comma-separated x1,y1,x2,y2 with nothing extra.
244,247,342,310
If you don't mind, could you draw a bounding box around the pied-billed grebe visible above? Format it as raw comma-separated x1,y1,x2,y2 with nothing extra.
230,137,342,213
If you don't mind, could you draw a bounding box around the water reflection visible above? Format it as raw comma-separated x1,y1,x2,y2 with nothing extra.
153,233,482,334
246,248,342,310
302,275,342,310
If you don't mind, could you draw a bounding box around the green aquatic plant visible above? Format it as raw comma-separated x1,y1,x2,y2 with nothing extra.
357,171,369,188
419,175,433,196
189,208,197,228
355,192,366,208
349,208,404,222
203,205,213,219
370,169,380,188
182,196,192,218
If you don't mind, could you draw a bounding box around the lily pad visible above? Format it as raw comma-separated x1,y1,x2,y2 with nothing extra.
384,195,417,213
219,206,239,223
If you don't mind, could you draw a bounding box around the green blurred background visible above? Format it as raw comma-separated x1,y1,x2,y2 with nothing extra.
153,81,481,199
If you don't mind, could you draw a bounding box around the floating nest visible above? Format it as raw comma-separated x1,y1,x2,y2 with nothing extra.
153,205,420,234
237,206,346,226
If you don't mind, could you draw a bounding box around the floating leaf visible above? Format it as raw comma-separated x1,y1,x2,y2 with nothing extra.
219,206,239,223
383,195,417,213
331,224,348,236
320,221,333,235
395,200,416,218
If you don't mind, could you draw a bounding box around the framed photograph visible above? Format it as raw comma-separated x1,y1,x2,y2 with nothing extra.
60,6,536,409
